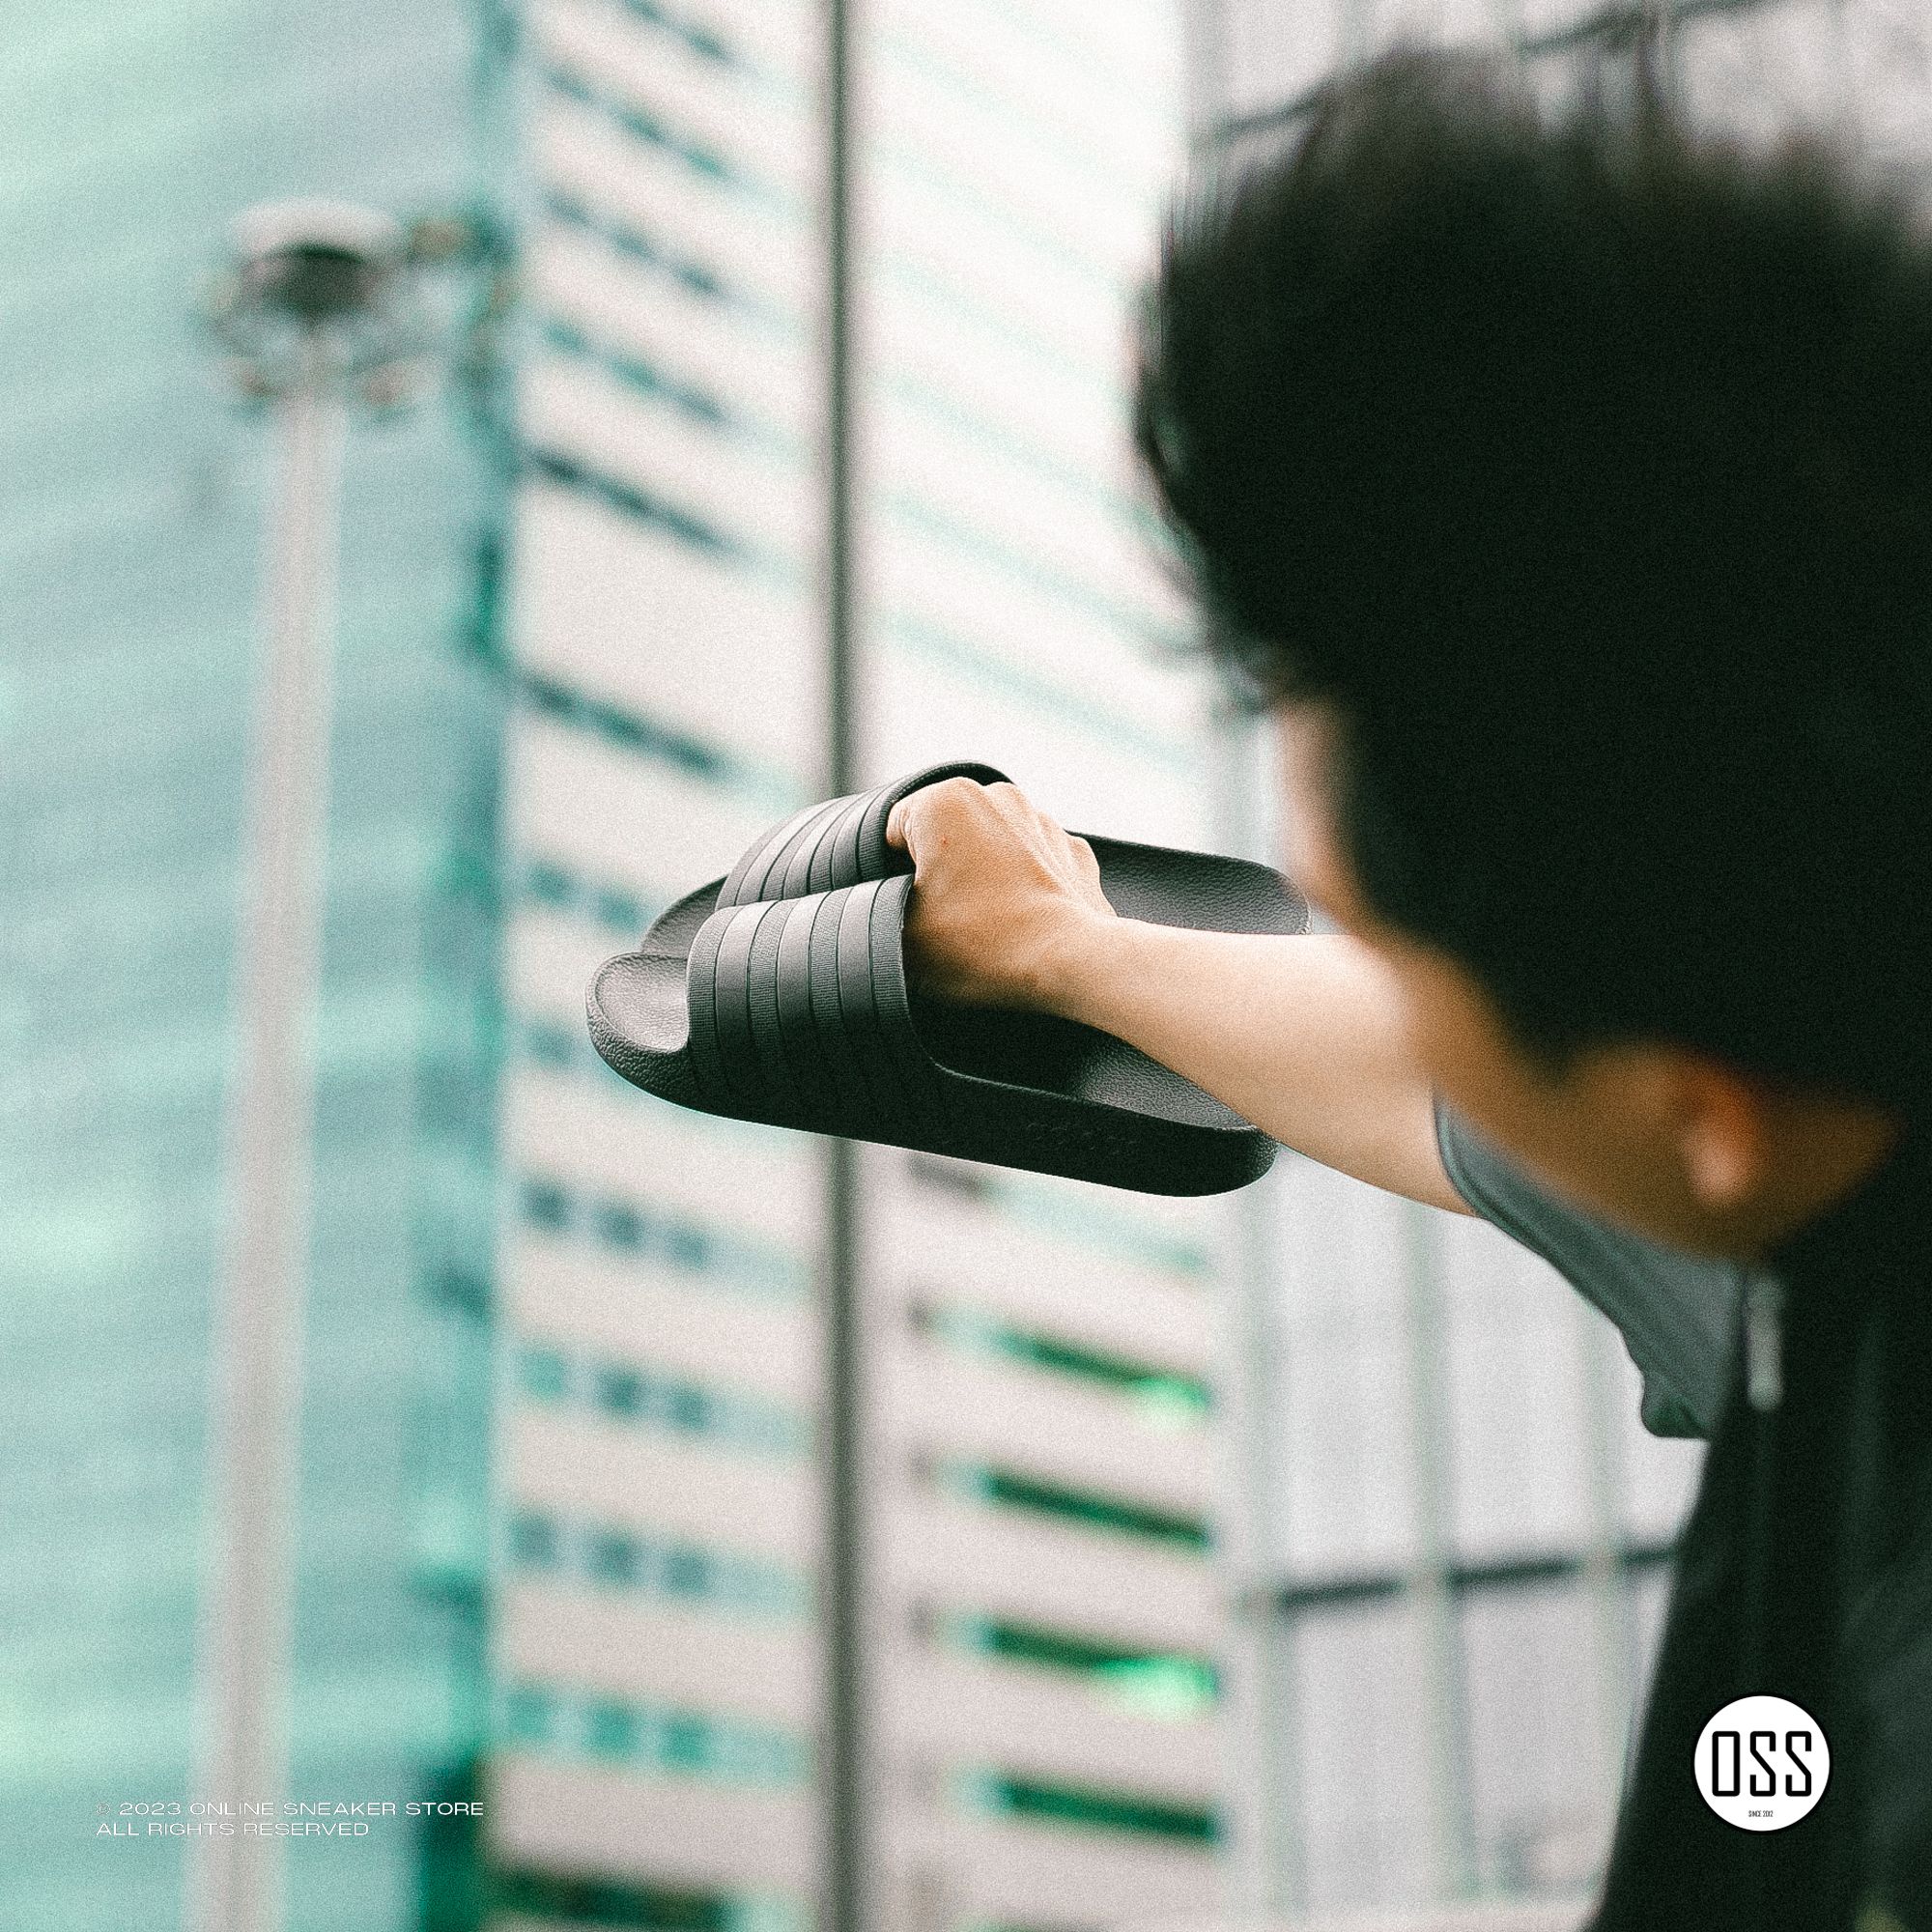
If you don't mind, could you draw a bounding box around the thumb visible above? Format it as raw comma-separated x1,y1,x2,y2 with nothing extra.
886,798,911,852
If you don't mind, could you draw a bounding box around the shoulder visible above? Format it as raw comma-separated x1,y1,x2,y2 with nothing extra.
1434,1097,1745,1439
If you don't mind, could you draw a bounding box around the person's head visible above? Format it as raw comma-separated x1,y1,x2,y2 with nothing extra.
1136,49,1932,1255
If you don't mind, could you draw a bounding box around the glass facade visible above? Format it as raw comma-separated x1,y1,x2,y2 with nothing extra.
0,5,501,1928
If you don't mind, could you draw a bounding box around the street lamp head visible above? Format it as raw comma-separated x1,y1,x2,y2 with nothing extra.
207,198,435,407
229,199,406,324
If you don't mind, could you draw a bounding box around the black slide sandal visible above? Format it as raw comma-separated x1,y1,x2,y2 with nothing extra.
807,887,878,1125
806,794,868,896
682,895,734,1109
587,762,1307,1195
744,896,805,1120
773,891,839,1123
707,899,769,1110
835,879,911,1131
719,800,821,910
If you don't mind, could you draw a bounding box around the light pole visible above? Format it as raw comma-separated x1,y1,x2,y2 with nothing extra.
190,201,433,1932
821,6,871,1931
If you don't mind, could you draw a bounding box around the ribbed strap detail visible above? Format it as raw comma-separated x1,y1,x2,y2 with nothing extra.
685,874,932,1129
716,762,1009,911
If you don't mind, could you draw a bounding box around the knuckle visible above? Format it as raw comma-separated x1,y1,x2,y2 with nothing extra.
928,776,981,818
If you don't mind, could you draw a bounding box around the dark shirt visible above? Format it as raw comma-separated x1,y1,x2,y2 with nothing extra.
1439,1099,1932,1924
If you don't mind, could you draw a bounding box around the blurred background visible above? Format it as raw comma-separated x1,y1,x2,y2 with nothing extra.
4,2,1927,1930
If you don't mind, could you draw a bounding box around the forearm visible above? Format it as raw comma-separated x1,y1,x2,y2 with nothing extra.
884,776,1466,1212
1044,922,1469,1213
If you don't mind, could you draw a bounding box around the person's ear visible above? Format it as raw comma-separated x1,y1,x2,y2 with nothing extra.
1670,1058,1776,1211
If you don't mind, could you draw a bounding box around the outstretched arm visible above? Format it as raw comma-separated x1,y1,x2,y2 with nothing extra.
888,777,1467,1215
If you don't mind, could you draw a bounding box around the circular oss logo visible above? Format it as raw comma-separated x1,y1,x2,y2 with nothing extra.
1694,1696,1830,1831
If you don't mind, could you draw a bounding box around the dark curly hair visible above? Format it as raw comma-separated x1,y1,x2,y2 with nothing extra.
1136,49,1932,1107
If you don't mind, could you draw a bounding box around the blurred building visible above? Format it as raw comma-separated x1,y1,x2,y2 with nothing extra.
7,2,1237,1930
0,5,500,1930
14,2,1926,1930
491,1,1234,1925
1192,0,1932,1919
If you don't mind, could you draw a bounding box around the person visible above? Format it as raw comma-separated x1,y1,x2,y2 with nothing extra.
885,49,1932,1932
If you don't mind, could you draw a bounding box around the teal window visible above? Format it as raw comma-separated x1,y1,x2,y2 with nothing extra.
585,1699,640,1758
594,1200,646,1250
661,1715,709,1771
524,1020,576,1066
502,1685,555,1745
586,1529,643,1585
522,1179,572,1231
664,1384,710,1434
594,1365,648,1416
508,1511,563,1570
593,886,645,930
661,1547,712,1598
663,1222,710,1271
525,860,576,909
519,1346,571,1403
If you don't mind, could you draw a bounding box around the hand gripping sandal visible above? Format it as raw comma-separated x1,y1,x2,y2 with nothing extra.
586,762,1307,1195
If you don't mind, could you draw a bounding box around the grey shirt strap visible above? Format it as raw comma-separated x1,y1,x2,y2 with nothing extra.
1434,1096,1748,1439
